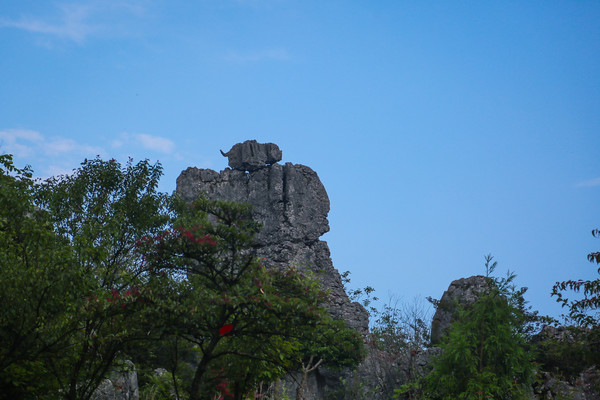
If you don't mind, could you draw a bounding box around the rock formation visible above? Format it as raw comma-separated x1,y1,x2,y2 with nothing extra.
93,360,139,400
176,140,369,399
531,326,600,400
430,275,491,345
176,140,369,333
429,277,600,400
219,140,282,172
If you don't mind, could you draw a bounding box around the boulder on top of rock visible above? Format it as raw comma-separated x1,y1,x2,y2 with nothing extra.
220,140,282,171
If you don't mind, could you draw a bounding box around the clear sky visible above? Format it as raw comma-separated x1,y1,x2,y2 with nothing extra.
1,0,599,321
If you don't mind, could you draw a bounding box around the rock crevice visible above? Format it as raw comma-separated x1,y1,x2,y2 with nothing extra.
176,140,368,333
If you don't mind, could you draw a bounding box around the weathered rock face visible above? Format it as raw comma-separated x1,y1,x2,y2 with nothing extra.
176,141,369,399
93,360,139,400
176,141,369,333
531,326,600,400
532,324,579,343
533,367,600,400
430,275,491,345
220,140,282,172
344,346,442,400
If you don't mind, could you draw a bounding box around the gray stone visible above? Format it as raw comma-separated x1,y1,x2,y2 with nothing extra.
176,158,368,333
534,370,593,400
531,324,579,343
430,275,492,345
176,142,369,399
220,140,282,171
531,327,600,400
93,360,138,400
323,346,443,400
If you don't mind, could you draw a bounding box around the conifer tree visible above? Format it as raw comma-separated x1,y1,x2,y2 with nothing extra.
423,256,533,400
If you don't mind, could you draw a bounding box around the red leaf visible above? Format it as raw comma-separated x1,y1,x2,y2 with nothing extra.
219,324,234,336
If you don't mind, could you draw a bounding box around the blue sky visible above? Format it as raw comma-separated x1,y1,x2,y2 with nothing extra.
1,0,599,321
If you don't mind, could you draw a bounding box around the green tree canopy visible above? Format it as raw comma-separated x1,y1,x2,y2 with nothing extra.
552,229,600,327
138,196,364,400
0,156,171,400
33,157,172,400
1,155,365,400
0,154,81,399
423,256,534,400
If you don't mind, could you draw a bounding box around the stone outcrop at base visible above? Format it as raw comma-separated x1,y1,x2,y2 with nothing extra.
93,360,138,400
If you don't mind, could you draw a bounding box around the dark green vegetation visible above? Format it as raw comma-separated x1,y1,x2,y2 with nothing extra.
421,257,534,400
343,250,600,400
546,229,600,378
1,153,598,400
0,155,363,400
553,229,600,327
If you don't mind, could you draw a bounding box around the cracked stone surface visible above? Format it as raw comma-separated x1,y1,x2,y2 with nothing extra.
430,275,492,345
220,139,282,172
176,144,368,333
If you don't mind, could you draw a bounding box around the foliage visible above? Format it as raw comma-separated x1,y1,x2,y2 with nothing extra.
552,229,600,327
0,154,366,399
293,316,365,400
0,154,81,398
372,296,431,356
532,325,596,378
139,196,357,400
422,256,534,400
130,335,196,400
342,270,379,315
0,155,171,400
343,271,431,354
31,157,172,400
539,230,600,378
483,254,547,340
327,377,379,400
341,271,432,400
546,229,600,378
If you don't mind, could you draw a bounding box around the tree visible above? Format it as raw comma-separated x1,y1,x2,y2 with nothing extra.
0,154,363,400
294,317,365,400
0,154,83,399
550,229,600,374
552,229,600,326
139,197,350,400
33,157,171,400
423,256,534,400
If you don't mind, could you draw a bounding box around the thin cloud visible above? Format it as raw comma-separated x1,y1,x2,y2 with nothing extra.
0,128,44,142
576,177,600,188
0,1,148,44
115,133,176,154
0,129,44,157
0,4,97,43
224,48,291,63
0,128,105,178
45,137,101,155
136,133,175,154
0,128,178,180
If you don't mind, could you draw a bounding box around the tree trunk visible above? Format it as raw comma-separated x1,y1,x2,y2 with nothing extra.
296,370,308,400
189,336,220,400
273,379,281,400
295,355,323,400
